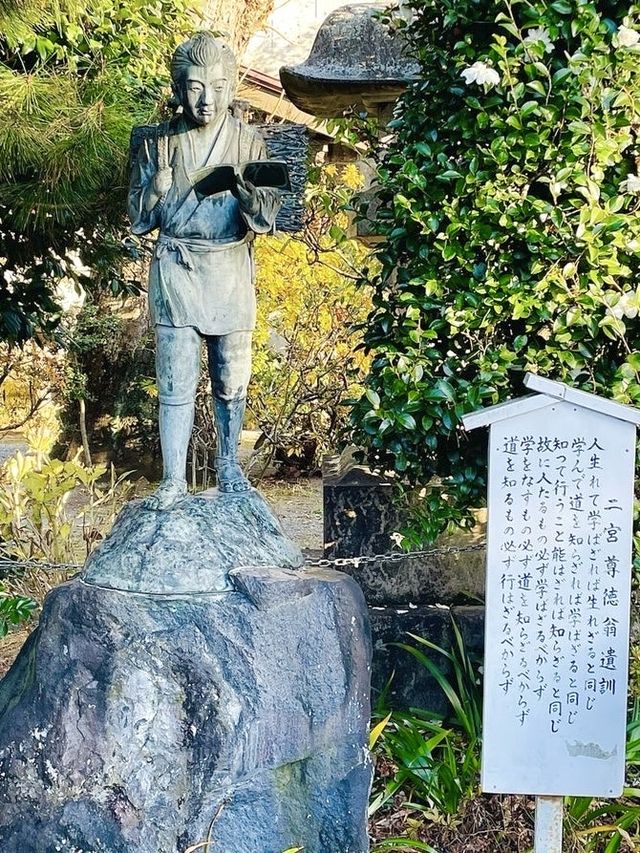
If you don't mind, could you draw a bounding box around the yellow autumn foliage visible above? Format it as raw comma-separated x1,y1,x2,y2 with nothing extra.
249,228,371,473
0,342,64,439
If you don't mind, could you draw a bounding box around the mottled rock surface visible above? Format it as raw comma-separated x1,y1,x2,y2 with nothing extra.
84,487,303,594
0,568,372,852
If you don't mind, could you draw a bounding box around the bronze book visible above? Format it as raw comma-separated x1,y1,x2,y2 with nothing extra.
191,160,291,199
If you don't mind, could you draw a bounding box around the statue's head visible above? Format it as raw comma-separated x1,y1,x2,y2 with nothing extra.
171,32,237,126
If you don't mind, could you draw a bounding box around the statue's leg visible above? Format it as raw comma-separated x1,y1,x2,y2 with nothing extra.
207,330,252,493
151,323,202,509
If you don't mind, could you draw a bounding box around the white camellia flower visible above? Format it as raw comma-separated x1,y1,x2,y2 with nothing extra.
622,173,640,193
396,0,414,23
460,61,500,87
617,25,640,47
610,302,625,320
608,292,639,320
524,26,554,54
621,292,639,319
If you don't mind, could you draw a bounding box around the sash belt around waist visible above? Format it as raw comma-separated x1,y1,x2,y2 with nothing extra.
155,234,249,271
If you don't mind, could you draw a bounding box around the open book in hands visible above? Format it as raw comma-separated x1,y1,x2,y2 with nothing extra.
191,160,291,200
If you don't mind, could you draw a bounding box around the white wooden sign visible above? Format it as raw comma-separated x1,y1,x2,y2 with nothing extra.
463,374,640,802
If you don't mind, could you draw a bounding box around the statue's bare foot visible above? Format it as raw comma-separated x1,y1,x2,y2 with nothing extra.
147,478,188,510
216,457,250,494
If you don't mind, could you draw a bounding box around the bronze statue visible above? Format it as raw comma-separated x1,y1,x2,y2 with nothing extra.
129,32,281,508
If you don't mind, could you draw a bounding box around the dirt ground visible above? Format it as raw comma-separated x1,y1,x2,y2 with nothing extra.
259,476,323,552
0,432,26,466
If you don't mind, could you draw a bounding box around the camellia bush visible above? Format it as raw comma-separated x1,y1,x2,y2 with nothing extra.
349,0,640,543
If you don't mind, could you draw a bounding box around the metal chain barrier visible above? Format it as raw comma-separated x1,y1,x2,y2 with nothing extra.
302,541,486,569
0,542,487,577
0,558,83,576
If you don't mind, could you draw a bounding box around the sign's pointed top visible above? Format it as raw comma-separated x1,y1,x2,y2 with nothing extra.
461,372,640,431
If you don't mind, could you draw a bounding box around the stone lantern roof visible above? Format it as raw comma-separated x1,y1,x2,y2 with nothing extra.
279,2,420,117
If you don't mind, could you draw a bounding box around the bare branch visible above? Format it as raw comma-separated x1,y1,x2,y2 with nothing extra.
0,389,51,433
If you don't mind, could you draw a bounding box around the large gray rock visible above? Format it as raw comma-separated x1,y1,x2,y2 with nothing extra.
84,488,303,594
0,568,372,853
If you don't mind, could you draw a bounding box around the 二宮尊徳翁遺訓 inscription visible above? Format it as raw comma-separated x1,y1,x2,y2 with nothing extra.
481,400,634,797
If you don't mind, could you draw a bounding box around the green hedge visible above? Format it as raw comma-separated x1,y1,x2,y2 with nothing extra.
350,0,640,543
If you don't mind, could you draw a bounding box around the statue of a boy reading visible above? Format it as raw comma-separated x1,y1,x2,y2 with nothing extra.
128,32,281,509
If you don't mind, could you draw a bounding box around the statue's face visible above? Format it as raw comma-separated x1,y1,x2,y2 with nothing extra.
181,62,231,125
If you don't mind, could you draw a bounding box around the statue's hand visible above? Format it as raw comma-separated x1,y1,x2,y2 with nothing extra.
153,167,173,196
234,174,260,216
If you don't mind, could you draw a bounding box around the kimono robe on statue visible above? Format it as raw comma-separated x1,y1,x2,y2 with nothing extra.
128,112,281,336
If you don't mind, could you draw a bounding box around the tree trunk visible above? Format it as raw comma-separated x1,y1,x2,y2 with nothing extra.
203,0,274,54
79,398,92,467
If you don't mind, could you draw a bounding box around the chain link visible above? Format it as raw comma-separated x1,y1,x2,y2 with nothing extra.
0,558,82,576
303,541,486,569
0,543,487,576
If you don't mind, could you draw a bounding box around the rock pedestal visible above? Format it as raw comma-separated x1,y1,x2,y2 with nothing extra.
0,492,372,853
84,487,304,594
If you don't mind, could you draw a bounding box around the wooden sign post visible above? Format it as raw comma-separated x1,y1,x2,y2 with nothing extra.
462,373,640,851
